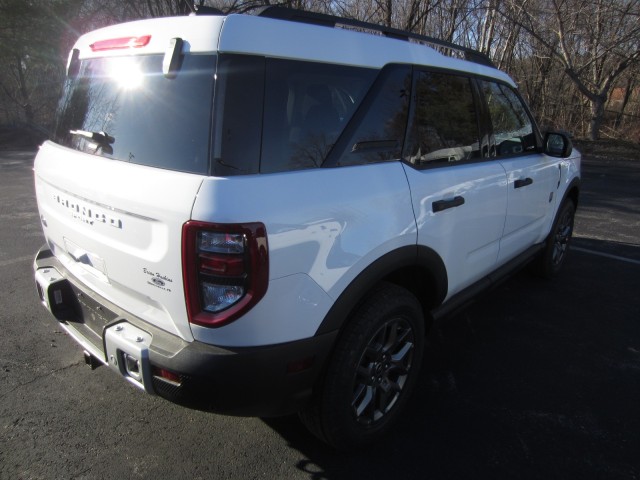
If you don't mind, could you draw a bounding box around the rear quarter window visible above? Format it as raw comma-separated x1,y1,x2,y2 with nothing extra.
260,59,377,173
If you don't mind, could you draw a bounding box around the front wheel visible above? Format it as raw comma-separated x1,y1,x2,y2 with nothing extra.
300,283,425,450
534,199,576,278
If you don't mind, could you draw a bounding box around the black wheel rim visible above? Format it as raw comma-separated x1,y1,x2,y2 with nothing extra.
552,207,574,266
351,317,415,425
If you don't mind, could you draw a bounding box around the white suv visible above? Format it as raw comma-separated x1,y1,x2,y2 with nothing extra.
33,7,581,449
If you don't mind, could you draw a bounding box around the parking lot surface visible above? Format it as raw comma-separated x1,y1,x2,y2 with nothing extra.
1,147,639,479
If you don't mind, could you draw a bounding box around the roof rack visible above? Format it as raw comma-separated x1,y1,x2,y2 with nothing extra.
255,6,494,68
192,5,224,15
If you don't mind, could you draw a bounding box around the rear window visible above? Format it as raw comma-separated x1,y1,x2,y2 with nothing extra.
53,54,215,175
404,71,480,166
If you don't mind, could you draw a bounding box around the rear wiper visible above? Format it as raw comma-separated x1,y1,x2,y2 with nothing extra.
70,129,114,148
70,130,114,155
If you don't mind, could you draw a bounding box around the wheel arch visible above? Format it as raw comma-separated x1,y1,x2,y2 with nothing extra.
562,177,581,209
315,245,448,336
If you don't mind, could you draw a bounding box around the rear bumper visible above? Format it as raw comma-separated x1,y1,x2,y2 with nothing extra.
33,246,336,416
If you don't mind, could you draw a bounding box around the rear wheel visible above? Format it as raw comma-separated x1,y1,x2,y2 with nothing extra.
300,283,424,450
534,199,575,278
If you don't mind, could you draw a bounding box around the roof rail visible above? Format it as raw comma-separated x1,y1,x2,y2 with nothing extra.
255,6,494,68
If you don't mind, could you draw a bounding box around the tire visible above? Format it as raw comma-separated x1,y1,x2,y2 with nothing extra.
299,282,425,450
534,199,575,278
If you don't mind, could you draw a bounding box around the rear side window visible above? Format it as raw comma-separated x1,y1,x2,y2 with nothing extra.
54,54,215,175
212,55,265,176
260,59,376,173
404,71,480,167
480,81,537,156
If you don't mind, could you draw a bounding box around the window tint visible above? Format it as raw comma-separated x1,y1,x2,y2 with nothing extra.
54,54,215,175
404,71,480,166
330,65,412,167
261,59,376,173
212,55,264,175
480,81,536,156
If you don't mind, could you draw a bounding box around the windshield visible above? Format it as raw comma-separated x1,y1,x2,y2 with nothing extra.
53,54,216,175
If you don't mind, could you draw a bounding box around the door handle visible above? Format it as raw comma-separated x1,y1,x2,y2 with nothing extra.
514,177,533,188
432,196,465,213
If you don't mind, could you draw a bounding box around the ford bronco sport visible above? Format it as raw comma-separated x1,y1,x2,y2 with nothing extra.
33,6,581,449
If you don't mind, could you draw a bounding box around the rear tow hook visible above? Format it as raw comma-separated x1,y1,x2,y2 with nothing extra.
83,350,102,370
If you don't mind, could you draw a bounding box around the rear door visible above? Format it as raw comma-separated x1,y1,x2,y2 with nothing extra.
402,70,508,297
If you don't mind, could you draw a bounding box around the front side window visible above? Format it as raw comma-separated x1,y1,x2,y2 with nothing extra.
480,81,537,157
404,71,480,167
54,54,215,174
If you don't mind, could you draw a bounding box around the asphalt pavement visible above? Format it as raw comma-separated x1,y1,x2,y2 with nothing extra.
1,148,639,479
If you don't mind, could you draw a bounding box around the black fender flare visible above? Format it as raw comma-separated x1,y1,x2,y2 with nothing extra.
315,245,448,335
559,177,581,209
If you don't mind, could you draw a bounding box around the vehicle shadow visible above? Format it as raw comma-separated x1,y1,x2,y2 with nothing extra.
262,245,640,479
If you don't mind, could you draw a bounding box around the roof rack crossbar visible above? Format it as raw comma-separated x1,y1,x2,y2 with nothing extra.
255,6,494,68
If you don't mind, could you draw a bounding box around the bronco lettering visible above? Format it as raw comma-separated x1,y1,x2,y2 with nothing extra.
53,194,122,229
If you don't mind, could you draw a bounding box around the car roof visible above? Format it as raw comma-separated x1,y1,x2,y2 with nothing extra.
72,11,515,86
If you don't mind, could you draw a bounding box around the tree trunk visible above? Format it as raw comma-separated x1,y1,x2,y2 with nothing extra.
386,0,393,27
589,94,606,140
15,55,34,124
614,77,635,130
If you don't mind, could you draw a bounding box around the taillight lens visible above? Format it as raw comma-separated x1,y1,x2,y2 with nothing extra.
182,222,268,328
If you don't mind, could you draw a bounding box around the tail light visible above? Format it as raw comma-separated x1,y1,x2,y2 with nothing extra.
90,35,151,52
182,221,268,328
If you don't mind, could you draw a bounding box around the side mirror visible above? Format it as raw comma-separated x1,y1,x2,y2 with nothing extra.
544,131,573,158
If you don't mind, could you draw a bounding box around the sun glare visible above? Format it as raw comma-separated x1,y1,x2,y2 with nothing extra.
107,57,144,89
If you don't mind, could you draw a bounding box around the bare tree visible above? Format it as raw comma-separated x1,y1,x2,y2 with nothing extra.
499,0,640,139
1,0,638,141
0,0,86,126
